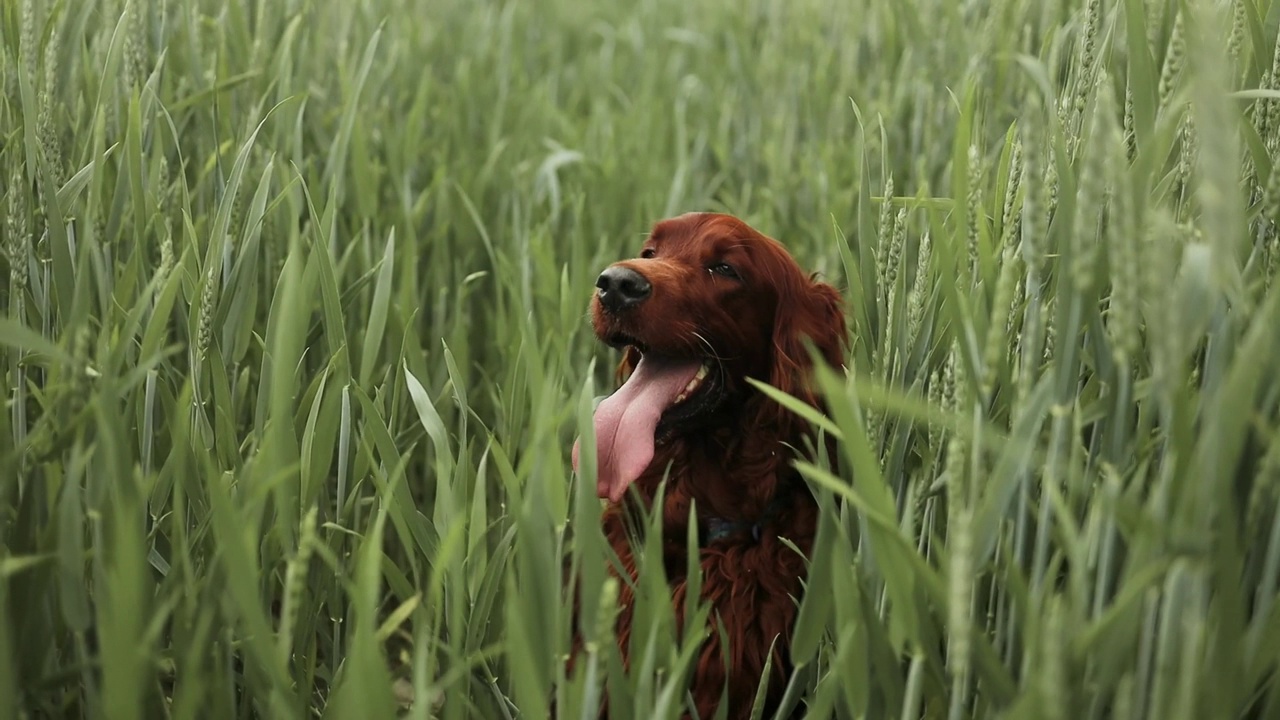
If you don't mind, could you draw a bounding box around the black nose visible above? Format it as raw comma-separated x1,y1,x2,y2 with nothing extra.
595,266,651,312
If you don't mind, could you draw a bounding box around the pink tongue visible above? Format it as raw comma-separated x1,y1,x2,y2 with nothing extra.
571,356,703,502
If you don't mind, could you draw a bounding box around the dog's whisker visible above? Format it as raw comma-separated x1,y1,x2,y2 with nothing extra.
691,332,733,365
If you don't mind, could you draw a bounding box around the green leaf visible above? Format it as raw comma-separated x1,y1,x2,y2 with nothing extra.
359,228,395,388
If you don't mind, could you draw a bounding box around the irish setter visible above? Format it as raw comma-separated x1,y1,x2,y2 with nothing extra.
570,212,848,719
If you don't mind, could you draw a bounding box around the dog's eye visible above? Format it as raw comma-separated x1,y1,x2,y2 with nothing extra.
708,262,739,279
640,248,657,259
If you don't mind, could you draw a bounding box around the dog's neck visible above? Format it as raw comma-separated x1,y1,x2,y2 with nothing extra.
649,421,805,516
622,386,828,541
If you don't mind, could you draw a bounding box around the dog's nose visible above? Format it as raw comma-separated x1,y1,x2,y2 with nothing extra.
595,266,651,312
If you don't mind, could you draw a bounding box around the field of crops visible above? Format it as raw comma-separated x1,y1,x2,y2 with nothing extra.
4,0,1280,717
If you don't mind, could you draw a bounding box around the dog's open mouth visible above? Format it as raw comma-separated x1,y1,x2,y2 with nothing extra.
606,331,646,352
571,344,727,503
673,363,709,404
658,360,720,431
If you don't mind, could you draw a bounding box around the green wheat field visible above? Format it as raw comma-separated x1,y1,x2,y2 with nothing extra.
4,0,1280,717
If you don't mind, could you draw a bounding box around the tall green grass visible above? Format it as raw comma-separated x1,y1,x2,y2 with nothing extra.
2,0,1280,717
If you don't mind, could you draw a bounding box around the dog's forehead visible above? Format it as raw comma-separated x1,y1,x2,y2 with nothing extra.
649,213,766,254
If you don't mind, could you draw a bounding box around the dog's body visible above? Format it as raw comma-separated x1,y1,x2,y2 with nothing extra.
570,212,848,719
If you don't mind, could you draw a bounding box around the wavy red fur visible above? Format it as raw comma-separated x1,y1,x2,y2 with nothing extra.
569,212,848,720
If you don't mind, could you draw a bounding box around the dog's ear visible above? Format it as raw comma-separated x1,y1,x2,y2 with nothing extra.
768,274,848,410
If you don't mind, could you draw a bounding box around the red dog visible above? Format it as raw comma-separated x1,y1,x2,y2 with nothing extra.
571,212,848,719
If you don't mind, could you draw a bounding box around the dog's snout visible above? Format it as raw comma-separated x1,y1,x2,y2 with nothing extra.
595,266,651,312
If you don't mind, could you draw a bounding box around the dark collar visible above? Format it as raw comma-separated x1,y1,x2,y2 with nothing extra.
701,492,791,545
